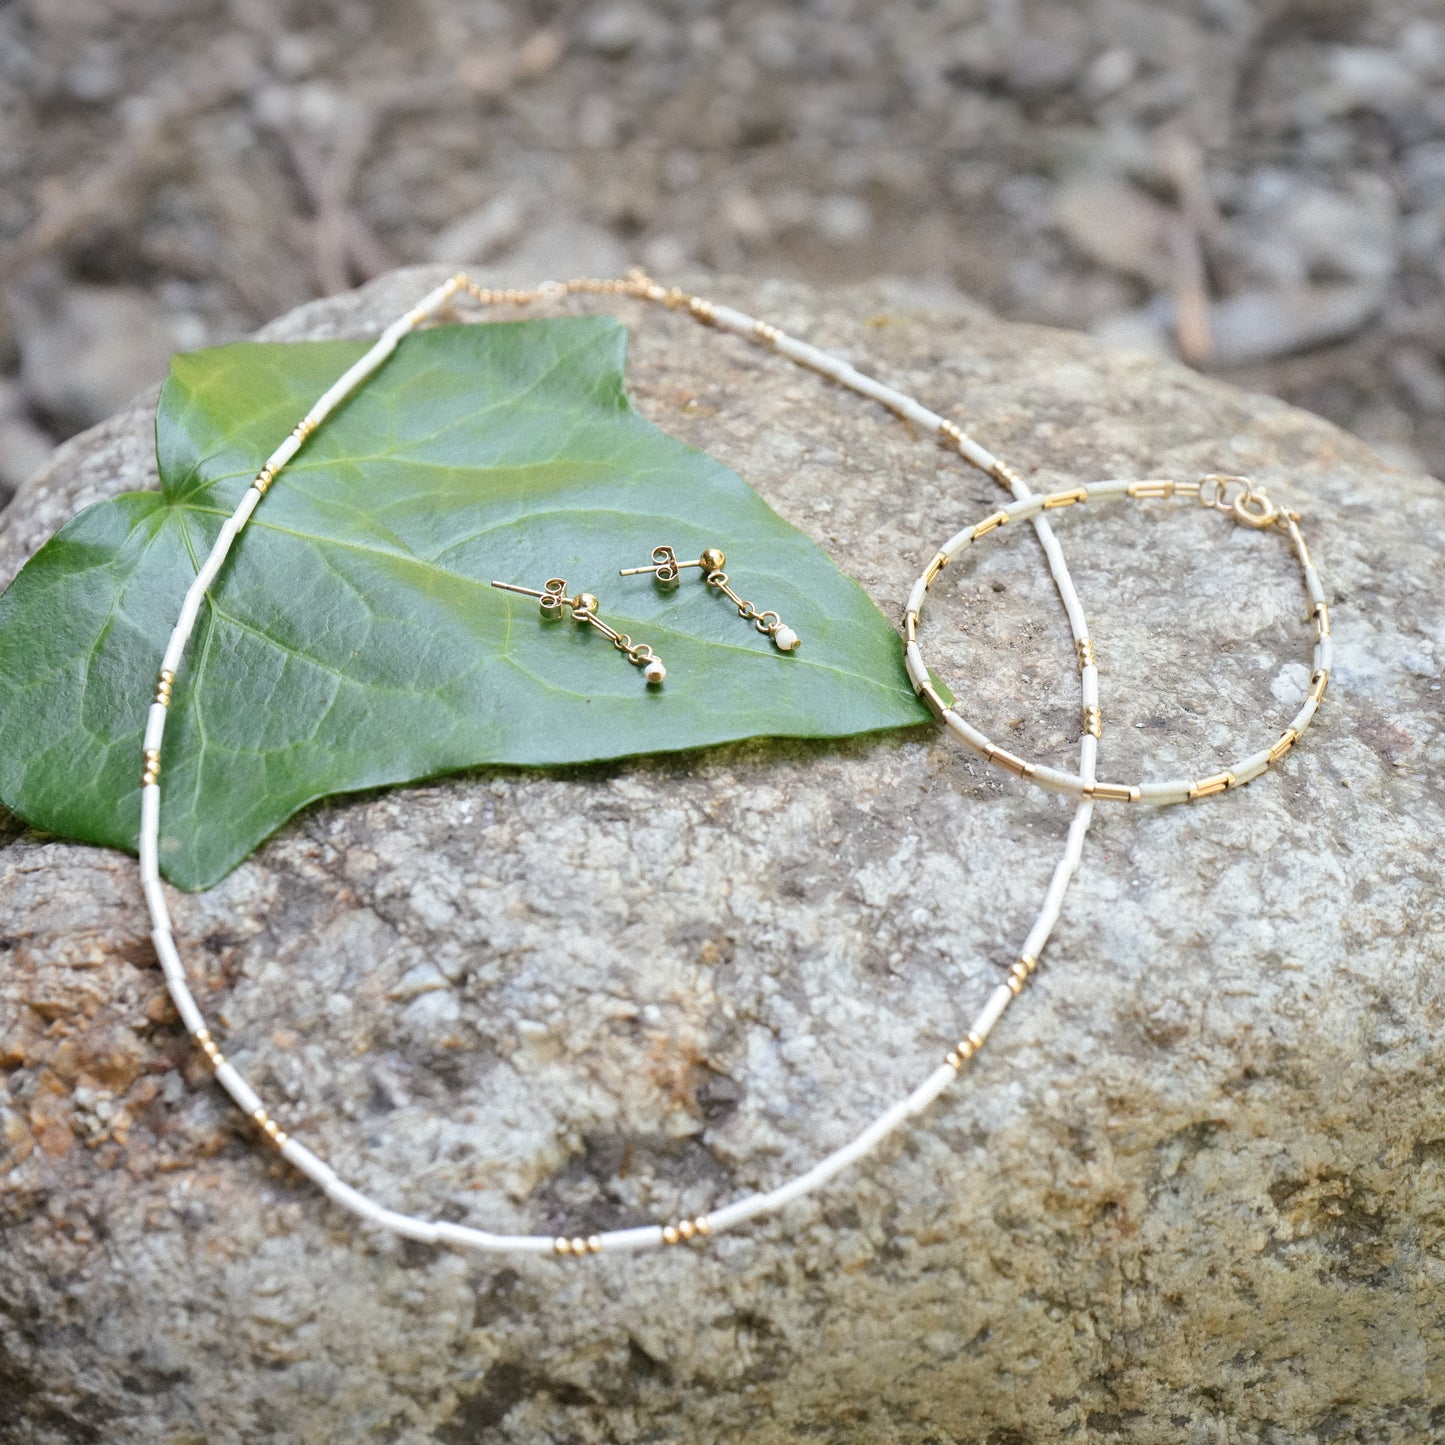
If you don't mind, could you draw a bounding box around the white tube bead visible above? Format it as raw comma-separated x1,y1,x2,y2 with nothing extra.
174,586,205,644
1232,749,1273,786
143,702,168,751
281,1138,338,1188
380,316,415,346
267,433,302,471
434,1221,540,1253
215,1063,263,1117
1289,696,1319,736
233,485,262,527
161,625,191,679
596,1225,667,1253
192,540,233,595
941,709,991,753
1137,780,1193,805
1030,765,1082,795
1020,919,1055,965
707,303,759,337
1023,800,1091,962
939,527,975,558
907,1063,960,1115
1314,635,1333,673
904,642,929,692
324,1176,390,1227
971,984,1015,1041
142,874,168,925
149,924,179,973
1064,795,1094,856
1081,667,1099,708
953,434,1000,474
209,514,241,559
372,1208,440,1245
1029,520,1090,640
704,1192,772,1232
155,967,208,1039
139,786,160,865
173,989,207,1039
906,578,928,617
314,338,398,415
759,1100,912,1211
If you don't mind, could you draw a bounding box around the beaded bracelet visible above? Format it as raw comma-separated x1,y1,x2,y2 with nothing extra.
903,476,1330,804
136,271,1323,1257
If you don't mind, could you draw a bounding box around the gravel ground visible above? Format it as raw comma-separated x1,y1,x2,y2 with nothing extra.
1,0,1443,508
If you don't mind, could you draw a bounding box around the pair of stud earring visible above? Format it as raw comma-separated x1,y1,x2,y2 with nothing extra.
491,544,800,688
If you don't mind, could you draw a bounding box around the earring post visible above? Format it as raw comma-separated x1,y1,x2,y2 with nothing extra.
491,581,544,597
619,558,703,576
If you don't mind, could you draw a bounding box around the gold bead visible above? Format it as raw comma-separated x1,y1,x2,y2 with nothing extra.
677,1219,696,1240
554,1236,572,1256
699,548,726,572
574,593,600,617
662,1225,680,1246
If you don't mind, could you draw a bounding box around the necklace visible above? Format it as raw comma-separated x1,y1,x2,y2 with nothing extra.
136,271,1326,1257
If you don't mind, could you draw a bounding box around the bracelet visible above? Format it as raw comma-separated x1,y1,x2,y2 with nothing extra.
135,271,1320,1257
903,476,1330,804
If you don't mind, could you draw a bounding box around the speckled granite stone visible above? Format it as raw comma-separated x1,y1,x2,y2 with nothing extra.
1,268,1441,1445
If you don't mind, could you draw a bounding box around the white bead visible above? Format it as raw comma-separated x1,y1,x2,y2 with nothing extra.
773,625,800,652
643,659,667,684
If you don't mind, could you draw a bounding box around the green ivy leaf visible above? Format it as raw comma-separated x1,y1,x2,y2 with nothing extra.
0,316,931,890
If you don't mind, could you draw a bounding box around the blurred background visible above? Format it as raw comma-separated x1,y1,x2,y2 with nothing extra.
1,0,1442,512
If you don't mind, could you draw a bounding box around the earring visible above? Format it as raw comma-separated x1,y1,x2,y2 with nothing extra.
619,546,801,653
491,577,667,684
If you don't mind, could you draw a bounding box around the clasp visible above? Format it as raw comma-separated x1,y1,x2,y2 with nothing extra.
1198,474,1281,529
1231,489,1280,529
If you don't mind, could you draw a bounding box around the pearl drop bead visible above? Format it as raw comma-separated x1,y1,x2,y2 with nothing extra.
773,626,800,652
644,659,667,684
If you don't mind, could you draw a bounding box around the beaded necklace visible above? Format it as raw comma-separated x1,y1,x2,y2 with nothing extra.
137,271,1327,1257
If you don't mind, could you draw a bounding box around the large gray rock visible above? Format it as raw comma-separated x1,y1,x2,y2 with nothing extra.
1,268,1442,1444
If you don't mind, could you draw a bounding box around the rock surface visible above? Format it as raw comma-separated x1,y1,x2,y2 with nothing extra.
1,269,1443,1444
